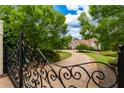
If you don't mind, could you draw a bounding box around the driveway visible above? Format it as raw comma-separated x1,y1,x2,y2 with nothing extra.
42,50,98,88
0,50,97,88
56,50,95,66
0,74,14,88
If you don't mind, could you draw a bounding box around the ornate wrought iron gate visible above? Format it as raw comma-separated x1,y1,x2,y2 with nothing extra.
4,32,118,88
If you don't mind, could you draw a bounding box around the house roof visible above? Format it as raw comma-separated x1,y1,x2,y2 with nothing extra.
69,38,97,46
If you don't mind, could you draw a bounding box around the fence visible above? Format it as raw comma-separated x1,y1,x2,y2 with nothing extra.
3,32,124,88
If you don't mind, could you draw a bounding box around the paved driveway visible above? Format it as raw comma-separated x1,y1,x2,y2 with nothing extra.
56,50,95,66
0,75,14,88
38,50,98,88
0,50,97,88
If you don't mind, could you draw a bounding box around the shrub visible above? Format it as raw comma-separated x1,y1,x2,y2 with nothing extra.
76,44,95,51
87,46,96,51
99,51,117,57
41,49,60,62
76,44,88,51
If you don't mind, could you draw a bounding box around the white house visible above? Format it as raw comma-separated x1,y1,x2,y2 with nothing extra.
69,38,101,50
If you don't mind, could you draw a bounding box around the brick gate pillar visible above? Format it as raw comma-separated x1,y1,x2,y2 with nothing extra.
0,20,4,75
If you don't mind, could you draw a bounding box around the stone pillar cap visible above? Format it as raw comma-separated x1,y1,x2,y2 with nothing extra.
0,20,3,34
0,20,3,23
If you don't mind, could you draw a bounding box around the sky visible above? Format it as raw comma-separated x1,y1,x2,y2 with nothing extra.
53,5,90,39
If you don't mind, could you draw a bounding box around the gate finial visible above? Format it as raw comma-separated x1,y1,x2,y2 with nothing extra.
119,45,124,53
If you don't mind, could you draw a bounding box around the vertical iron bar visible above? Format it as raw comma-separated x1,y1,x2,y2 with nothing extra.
3,43,8,73
19,31,24,88
117,45,124,88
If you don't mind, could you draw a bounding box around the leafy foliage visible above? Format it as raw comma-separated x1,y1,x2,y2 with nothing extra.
41,49,60,62
0,5,68,50
78,5,124,50
60,35,72,49
0,5,71,62
76,44,95,51
78,12,95,39
84,51,116,64
99,51,117,57
76,44,87,51
58,51,72,60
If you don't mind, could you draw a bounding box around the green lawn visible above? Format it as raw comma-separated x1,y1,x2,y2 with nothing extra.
82,51,117,64
58,51,72,60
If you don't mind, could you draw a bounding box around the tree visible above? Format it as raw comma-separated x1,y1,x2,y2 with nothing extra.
76,44,88,51
78,5,124,50
78,12,99,50
90,5,124,50
60,35,72,49
78,12,95,39
89,5,124,22
0,5,67,50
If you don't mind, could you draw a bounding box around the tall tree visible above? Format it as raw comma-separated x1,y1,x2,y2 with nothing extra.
60,35,72,49
78,12,95,39
79,5,124,50
0,5,67,50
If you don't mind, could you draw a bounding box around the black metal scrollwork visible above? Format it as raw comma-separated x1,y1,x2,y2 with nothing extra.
7,41,20,87
7,32,118,88
22,37,118,88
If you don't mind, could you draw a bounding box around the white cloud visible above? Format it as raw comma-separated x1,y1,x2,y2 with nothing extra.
66,5,83,11
65,5,91,39
67,25,81,33
67,21,80,28
66,5,79,11
65,13,81,39
65,14,80,26
83,5,91,20
65,11,83,39
67,27,82,39
77,10,83,15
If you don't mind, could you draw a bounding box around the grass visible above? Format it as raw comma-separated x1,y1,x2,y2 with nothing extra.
58,51,72,61
81,50,117,64
99,51,117,57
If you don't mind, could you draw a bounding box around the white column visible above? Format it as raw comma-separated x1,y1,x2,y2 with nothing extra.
0,20,3,75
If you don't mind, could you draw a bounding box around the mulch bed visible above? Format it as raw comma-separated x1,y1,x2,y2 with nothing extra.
0,74,7,79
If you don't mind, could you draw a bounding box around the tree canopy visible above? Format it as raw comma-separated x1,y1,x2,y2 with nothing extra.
0,5,69,50
78,5,124,50
78,12,95,39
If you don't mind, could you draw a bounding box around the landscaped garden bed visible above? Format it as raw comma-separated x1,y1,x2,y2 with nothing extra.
57,51,72,61
41,50,72,62
80,50,117,64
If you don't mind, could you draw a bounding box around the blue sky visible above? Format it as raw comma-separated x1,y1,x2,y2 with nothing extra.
53,5,83,15
53,5,90,39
